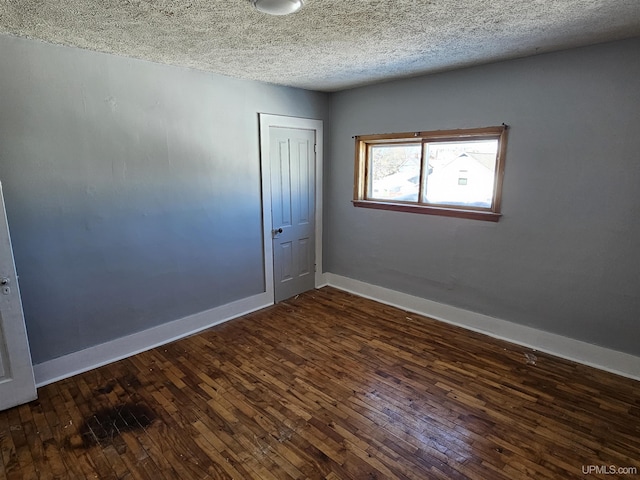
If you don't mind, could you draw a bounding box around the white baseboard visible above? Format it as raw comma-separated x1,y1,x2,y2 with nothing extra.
315,271,329,288
33,292,273,387
33,275,640,387
326,273,640,382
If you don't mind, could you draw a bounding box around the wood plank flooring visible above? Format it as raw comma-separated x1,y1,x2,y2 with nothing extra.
1,287,639,479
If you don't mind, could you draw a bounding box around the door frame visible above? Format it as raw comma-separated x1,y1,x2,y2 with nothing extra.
0,181,37,410
259,114,324,303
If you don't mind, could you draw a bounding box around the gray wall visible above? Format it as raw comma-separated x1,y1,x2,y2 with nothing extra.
326,38,640,356
2,32,638,365
0,35,328,364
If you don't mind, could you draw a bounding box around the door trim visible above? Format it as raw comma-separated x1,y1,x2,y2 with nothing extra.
259,114,324,303
0,181,37,409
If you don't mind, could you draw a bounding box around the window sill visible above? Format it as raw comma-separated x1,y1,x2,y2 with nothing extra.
352,200,502,222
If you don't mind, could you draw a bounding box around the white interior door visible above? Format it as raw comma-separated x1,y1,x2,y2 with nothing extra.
270,127,316,302
259,114,324,304
0,182,37,411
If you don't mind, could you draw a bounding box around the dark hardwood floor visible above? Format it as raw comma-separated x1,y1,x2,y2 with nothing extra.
1,287,639,479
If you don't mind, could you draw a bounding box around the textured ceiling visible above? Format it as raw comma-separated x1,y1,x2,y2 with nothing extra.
1,0,639,91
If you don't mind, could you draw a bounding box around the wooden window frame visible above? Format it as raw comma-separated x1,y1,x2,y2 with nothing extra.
353,125,508,222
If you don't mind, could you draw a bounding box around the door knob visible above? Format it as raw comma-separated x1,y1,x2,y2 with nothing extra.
0,277,9,285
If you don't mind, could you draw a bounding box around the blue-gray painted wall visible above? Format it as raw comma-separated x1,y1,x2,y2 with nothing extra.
1,33,638,365
326,38,640,356
0,35,328,364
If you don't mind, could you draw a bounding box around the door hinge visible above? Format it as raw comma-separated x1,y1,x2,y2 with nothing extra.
314,144,317,153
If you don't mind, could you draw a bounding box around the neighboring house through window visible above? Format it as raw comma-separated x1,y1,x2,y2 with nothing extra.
353,125,508,221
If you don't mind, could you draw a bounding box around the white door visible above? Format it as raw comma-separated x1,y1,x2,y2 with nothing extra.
0,182,37,411
270,127,316,302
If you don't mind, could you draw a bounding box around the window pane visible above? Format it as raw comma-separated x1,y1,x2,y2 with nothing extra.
423,140,498,208
368,144,421,201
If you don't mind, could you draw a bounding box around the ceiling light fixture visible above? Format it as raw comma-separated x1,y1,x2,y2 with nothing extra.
252,0,304,16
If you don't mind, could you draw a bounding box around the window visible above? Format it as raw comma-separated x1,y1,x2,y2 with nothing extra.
353,126,508,221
